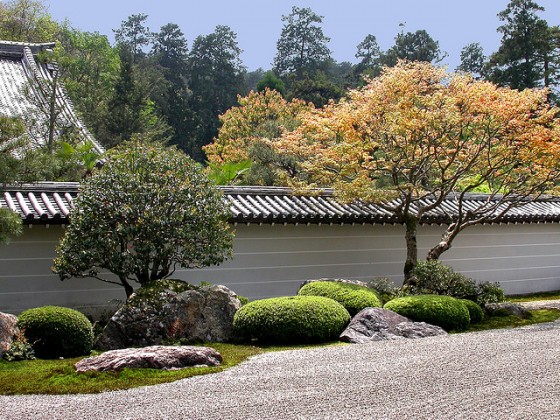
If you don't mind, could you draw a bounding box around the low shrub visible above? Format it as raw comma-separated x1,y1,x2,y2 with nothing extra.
298,281,381,316
411,260,505,306
233,296,350,344
460,299,484,324
368,277,406,304
2,330,35,361
384,294,470,331
18,306,94,359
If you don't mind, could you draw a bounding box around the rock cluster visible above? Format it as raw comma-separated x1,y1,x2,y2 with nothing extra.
0,312,19,357
340,307,447,344
74,345,222,372
95,281,242,350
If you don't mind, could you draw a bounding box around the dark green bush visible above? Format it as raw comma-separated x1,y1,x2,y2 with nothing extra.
18,306,94,359
233,296,350,344
368,277,406,304
411,260,505,306
384,295,470,331
460,299,484,324
298,281,381,316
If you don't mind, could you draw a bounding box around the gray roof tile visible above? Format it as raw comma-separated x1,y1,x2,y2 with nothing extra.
3,182,560,226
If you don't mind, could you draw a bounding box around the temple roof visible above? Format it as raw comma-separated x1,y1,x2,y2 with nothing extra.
0,40,104,154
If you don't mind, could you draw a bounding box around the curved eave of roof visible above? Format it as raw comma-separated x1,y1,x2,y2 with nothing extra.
3,183,560,227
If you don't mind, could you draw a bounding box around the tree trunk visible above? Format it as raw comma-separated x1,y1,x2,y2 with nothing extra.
402,215,419,285
426,223,461,261
119,276,134,299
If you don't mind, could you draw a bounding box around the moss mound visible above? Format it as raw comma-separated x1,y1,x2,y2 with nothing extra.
18,306,94,359
233,296,350,344
384,295,470,331
460,299,485,324
298,281,382,316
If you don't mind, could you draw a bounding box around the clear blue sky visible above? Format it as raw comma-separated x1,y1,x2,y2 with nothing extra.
47,0,560,71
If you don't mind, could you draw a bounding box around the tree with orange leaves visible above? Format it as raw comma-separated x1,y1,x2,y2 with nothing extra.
275,61,560,282
204,88,312,185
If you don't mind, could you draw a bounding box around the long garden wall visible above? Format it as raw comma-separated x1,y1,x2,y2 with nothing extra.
1,222,559,317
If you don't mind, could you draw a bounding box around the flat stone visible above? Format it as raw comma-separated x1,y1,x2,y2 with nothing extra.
485,302,528,317
340,307,447,344
0,312,19,357
74,345,222,373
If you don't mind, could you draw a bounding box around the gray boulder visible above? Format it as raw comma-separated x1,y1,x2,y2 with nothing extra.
485,302,528,318
95,280,242,350
74,345,222,373
0,312,19,357
340,307,447,344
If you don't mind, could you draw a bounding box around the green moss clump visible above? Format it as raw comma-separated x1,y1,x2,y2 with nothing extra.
133,279,195,300
18,306,94,359
460,299,485,324
384,295,470,332
298,281,382,316
233,296,350,344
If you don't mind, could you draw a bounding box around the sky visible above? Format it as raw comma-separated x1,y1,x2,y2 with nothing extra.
47,0,560,72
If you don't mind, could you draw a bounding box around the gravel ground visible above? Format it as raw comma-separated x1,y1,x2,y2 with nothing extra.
2,319,560,420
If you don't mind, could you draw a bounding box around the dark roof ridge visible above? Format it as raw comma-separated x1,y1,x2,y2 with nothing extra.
0,40,56,55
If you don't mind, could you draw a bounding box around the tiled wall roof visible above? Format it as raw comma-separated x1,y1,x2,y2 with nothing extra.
2,183,560,226
0,41,104,154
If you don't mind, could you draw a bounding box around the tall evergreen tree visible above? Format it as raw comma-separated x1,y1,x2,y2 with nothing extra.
113,13,152,59
105,47,149,145
273,6,331,81
150,23,190,150
381,29,445,67
457,42,487,79
186,25,247,161
487,0,558,92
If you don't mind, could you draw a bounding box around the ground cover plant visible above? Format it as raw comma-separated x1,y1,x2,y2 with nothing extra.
298,281,382,315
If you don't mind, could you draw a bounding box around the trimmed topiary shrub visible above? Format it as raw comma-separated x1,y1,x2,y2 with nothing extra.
233,296,351,344
18,306,94,359
384,295,470,332
460,299,485,324
298,281,382,316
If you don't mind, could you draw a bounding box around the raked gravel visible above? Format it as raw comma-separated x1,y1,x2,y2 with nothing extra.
2,321,560,420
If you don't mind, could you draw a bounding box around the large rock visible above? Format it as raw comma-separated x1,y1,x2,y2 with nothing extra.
484,302,528,318
340,307,447,344
0,312,19,357
74,345,222,373
95,280,242,350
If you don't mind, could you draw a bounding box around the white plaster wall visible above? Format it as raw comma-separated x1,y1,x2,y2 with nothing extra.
1,222,560,316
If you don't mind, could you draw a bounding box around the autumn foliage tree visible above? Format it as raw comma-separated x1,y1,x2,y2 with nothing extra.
274,61,560,282
204,88,312,185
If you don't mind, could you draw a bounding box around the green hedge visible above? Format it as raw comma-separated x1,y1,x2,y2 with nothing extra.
384,295,470,331
18,306,94,359
298,281,382,316
460,299,485,324
233,296,350,344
